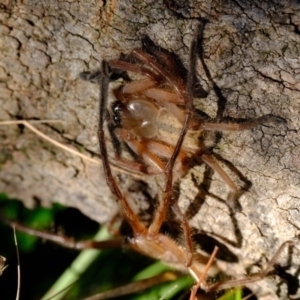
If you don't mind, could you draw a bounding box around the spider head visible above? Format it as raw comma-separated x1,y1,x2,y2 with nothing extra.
111,100,125,128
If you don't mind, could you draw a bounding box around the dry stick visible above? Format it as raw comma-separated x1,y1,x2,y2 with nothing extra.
1,120,100,164
1,213,123,249
0,120,140,176
13,226,20,300
83,272,177,300
189,246,219,300
242,293,255,300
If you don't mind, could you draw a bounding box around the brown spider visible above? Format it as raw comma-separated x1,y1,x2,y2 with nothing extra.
2,21,297,299
92,21,293,294
94,28,286,213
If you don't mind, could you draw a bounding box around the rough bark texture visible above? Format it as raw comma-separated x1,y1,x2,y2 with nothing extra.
0,1,300,299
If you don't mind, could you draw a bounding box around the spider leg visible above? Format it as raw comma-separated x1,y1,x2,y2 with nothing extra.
172,203,194,266
0,211,123,249
115,127,188,174
145,139,186,166
203,238,299,291
132,48,186,98
142,88,185,104
98,60,146,235
147,88,189,235
200,114,286,132
201,152,240,210
148,22,202,236
119,78,157,94
140,35,186,81
115,128,166,172
111,157,148,174
108,59,160,81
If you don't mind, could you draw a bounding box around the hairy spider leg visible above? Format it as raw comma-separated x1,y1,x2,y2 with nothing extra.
203,238,299,291
98,60,147,235
109,60,160,81
147,22,202,241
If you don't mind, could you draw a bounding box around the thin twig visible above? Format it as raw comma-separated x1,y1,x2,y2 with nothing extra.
13,226,20,300
0,119,144,177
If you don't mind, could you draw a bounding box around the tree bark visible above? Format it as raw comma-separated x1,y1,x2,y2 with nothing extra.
1,1,300,299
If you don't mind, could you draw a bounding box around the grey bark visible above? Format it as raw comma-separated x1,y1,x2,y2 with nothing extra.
0,1,300,299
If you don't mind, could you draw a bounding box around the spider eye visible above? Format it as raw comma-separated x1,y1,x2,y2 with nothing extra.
112,101,124,127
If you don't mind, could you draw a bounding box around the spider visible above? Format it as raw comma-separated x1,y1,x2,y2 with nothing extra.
1,21,296,299
91,28,286,213
88,21,293,295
